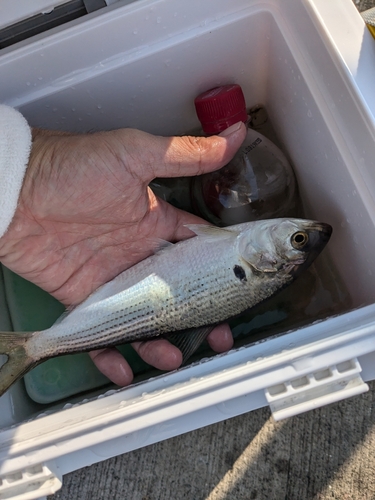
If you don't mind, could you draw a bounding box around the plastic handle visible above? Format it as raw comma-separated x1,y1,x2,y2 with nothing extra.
0,461,62,500
265,358,369,421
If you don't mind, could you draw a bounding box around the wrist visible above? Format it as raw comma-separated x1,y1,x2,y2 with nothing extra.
0,131,55,265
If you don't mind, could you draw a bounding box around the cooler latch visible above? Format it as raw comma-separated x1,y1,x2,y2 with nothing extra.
265,358,369,421
0,461,62,500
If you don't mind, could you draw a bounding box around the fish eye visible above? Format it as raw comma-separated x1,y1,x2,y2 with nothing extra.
291,231,309,250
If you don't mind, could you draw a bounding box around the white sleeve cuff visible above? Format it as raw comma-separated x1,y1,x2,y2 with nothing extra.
0,105,32,238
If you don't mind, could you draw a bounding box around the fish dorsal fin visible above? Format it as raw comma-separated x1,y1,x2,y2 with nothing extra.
150,238,174,254
185,224,238,241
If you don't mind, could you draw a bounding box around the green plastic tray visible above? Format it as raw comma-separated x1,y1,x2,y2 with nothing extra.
1,266,150,404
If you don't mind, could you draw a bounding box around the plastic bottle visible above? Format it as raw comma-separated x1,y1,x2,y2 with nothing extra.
191,84,298,226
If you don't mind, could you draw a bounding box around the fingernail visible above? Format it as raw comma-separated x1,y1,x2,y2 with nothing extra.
218,121,243,137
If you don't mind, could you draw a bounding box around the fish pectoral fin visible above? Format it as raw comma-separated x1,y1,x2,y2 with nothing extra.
166,326,215,365
0,331,39,397
185,224,236,241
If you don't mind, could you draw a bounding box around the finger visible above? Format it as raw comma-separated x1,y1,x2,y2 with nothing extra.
206,323,234,353
159,122,246,179
89,348,134,386
119,122,246,181
132,338,183,370
154,122,246,179
147,195,211,241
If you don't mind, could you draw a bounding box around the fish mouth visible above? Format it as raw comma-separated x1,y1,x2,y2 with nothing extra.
298,222,332,250
289,221,333,277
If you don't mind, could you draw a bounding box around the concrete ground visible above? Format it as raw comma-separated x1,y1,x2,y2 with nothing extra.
49,1,375,499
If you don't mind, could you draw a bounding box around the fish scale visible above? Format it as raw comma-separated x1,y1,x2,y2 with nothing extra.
0,218,332,397
30,235,257,356
28,222,307,356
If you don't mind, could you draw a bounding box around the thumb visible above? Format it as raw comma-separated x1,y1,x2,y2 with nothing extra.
121,122,246,182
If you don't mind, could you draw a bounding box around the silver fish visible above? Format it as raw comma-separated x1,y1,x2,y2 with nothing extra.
0,218,332,396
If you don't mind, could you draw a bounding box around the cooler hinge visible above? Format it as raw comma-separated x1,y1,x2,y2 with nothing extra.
265,357,369,421
0,461,62,500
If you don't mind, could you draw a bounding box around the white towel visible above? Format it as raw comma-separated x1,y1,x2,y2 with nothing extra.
0,105,31,238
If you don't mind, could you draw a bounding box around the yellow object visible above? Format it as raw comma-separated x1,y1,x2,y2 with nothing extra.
362,7,375,39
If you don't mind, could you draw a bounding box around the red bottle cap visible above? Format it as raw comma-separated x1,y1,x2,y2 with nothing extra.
194,84,248,135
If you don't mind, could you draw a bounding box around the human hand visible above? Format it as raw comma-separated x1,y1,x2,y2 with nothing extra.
0,123,246,385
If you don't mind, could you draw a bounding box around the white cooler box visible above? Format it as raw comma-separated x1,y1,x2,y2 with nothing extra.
1,0,375,498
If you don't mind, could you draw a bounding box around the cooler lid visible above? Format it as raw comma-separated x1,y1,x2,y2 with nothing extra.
0,0,120,49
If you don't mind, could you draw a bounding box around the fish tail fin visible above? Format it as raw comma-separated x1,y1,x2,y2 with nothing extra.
0,331,38,397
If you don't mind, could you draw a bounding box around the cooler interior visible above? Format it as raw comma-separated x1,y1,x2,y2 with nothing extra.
0,0,374,427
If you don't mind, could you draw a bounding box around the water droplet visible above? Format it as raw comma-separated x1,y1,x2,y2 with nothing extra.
133,29,138,34
156,16,162,23
26,82,31,86
307,109,312,118
105,390,116,397
37,77,43,81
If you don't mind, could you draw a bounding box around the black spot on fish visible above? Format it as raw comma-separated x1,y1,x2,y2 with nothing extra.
233,265,247,282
